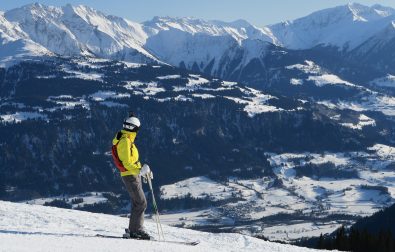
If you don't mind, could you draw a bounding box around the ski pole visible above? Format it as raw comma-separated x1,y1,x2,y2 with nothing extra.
148,176,164,240
147,175,165,240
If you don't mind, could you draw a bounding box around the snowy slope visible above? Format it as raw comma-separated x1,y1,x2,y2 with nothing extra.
0,200,320,252
4,3,157,63
0,12,51,67
142,16,274,75
268,3,395,50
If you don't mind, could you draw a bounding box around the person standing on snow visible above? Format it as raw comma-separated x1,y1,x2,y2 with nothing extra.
111,113,153,240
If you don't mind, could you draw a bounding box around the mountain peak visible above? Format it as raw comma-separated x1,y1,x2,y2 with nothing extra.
22,2,44,9
231,19,252,27
63,4,102,15
347,2,365,9
345,2,395,21
267,2,395,50
6,2,62,21
211,19,252,27
61,3,106,20
17,2,58,13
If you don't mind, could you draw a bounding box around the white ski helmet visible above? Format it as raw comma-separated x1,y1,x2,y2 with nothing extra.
123,115,141,132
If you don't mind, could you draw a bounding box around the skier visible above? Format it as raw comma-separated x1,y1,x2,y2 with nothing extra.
111,113,153,240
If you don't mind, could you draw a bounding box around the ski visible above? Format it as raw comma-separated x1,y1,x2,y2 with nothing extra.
95,234,199,246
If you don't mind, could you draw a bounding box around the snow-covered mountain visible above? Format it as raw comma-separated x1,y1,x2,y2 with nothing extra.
0,200,320,252
2,3,157,65
268,3,395,50
0,11,51,65
143,16,274,43
2,3,394,71
142,16,276,75
1,2,395,85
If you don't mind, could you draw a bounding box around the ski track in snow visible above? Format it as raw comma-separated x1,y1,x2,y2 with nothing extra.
0,201,321,252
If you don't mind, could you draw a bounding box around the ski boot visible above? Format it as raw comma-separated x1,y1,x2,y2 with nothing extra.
123,228,151,240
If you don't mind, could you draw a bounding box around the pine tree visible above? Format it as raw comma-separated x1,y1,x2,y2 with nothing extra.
335,225,347,251
317,233,324,249
349,228,360,251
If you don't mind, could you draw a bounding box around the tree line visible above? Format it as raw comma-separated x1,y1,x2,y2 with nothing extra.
316,226,394,252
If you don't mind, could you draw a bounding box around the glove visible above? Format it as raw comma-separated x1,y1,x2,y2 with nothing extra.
140,164,153,181
140,164,150,176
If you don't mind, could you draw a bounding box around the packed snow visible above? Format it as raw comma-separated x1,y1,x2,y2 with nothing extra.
0,200,321,252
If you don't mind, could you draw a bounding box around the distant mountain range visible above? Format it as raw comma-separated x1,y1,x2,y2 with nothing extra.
1,3,395,94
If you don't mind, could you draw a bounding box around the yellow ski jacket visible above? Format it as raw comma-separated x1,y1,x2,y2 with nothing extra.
112,130,142,176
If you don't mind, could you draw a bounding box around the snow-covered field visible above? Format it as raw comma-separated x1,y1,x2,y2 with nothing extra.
0,200,321,252
286,60,359,88
23,192,111,209
161,176,232,201
317,92,395,117
159,145,395,241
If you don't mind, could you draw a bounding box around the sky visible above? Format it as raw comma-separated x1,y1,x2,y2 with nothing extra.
1,0,394,26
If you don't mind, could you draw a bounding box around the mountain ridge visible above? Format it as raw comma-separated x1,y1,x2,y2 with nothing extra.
1,2,395,68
